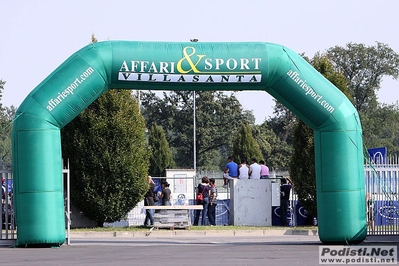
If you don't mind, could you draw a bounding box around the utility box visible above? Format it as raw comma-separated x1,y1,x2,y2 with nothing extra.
229,179,272,226
165,169,196,204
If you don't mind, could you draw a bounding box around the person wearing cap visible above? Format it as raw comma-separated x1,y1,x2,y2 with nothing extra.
161,181,172,206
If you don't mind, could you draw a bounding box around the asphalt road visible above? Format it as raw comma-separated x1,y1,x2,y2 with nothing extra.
1,234,398,266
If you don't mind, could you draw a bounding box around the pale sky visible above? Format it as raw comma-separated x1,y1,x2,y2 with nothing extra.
1,0,399,124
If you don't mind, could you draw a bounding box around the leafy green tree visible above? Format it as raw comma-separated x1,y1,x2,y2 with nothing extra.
253,123,292,171
327,42,399,113
232,123,263,163
290,120,316,217
141,91,254,170
361,103,399,155
0,105,16,164
267,100,296,145
312,53,350,98
61,90,149,226
0,80,15,166
263,99,297,172
0,79,4,109
148,123,175,176
327,43,399,156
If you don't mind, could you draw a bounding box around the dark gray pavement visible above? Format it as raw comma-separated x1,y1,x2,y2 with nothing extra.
1,230,398,266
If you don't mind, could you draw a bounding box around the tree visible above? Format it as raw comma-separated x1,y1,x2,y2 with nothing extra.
267,100,296,145
232,123,263,164
148,123,175,176
0,80,15,167
311,53,350,98
141,90,254,170
61,90,149,226
0,105,16,164
327,43,399,156
0,79,4,109
327,42,399,113
290,119,317,217
253,122,292,171
361,103,399,155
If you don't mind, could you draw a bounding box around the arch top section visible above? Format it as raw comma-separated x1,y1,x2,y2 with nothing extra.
108,41,271,90
16,40,355,132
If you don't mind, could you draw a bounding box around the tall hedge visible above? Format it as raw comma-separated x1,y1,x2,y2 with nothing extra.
61,90,149,226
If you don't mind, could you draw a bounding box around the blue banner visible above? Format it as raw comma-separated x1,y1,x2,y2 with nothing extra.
368,147,387,164
373,200,399,226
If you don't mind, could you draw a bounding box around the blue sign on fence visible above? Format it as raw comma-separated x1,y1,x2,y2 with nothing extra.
272,201,310,226
373,200,399,226
367,147,387,164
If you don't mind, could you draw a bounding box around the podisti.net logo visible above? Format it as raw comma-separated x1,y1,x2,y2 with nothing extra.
319,245,397,264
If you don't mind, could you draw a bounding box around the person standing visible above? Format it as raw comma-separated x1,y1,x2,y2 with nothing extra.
161,181,172,206
259,160,270,179
280,178,292,226
1,177,6,201
207,178,218,226
223,156,239,188
238,158,249,179
366,193,375,233
153,180,163,206
193,176,209,226
249,158,261,179
144,176,155,227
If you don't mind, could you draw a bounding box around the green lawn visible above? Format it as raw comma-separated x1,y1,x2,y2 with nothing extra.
71,225,318,232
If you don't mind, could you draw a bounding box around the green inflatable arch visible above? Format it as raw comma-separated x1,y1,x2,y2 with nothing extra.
12,41,366,246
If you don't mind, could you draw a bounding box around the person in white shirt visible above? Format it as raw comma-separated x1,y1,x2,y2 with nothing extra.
249,158,261,179
238,158,249,179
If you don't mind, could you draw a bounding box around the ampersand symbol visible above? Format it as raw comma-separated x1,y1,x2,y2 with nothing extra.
177,47,205,74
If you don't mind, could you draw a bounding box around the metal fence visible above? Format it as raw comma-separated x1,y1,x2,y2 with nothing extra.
365,157,399,235
105,175,232,227
1,170,16,241
2,163,399,237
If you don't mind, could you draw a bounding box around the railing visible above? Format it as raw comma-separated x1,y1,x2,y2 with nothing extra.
1,170,16,241
365,157,399,235
2,163,399,236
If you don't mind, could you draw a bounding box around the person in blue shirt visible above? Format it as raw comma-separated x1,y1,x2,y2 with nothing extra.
223,156,239,188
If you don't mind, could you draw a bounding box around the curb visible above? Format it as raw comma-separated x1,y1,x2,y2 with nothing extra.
70,229,319,238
